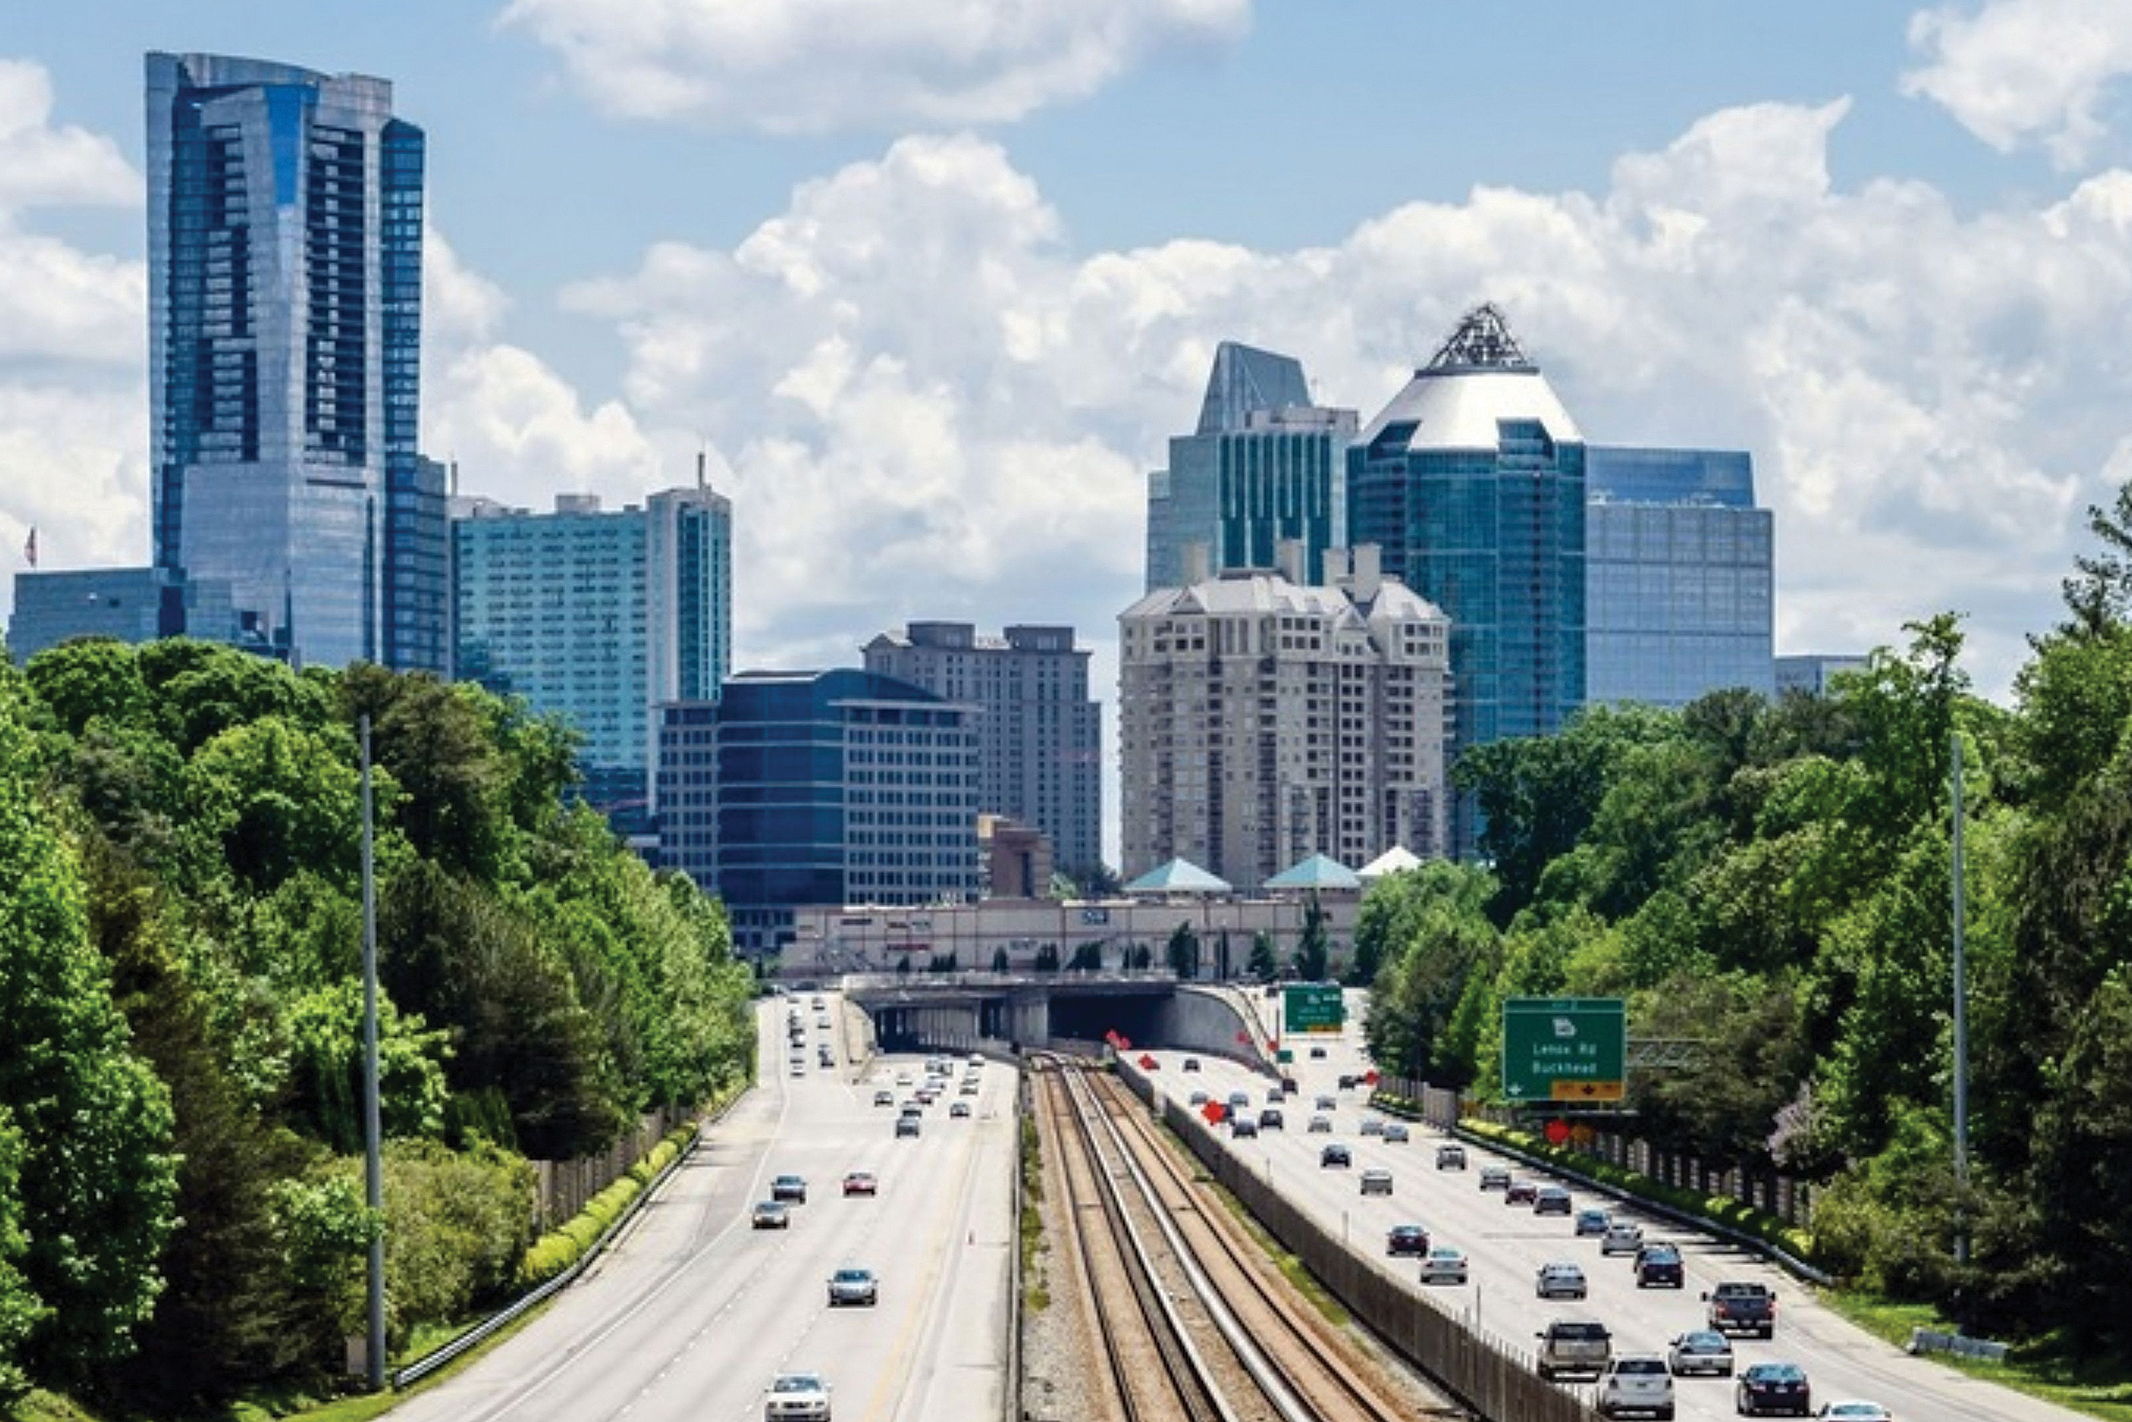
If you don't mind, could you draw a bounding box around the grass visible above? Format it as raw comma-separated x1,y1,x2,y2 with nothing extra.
1018,1113,1050,1313
1821,1292,2132,1422
1200,1172,1351,1327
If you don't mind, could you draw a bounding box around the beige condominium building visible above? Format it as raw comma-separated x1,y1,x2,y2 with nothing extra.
1119,542,1451,889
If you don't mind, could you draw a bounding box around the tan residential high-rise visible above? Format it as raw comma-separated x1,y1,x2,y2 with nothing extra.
1118,542,1451,889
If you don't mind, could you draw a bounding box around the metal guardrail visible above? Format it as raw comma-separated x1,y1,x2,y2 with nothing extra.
1908,1327,2009,1363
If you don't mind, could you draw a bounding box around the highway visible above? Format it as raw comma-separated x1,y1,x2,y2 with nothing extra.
1136,987,2084,1422
389,993,1014,1422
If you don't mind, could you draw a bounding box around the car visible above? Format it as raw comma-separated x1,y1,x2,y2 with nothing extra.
1360,1117,1386,1137
1601,1221,1644,1255
1813,1404,1892,1421
900,1101,923,1118
895,1073,912,1086
1308,1114,1333,1133
1418,1246,1469,1284
1337,1073,1358,1089
790,1062,806,1076
1227,1091,1252,1110
752,1200,792,1229
1635,1243,1685,1288
772,1174,808,1203
872,1089,894,1107
1183,1057,1201,1071
1505,1179,1539,1205
1386,1223,1430,1256
1309,1045,1327,1058
764,1371,832,1421
1536,1261,1589,1299
1383,1122,1410,1143
1705,1281,1777,1338
1315,1094,1337,1110
1438,1143,1469,1170
841,1171,877,1196
1666,1330,1735,1378
1576,1207,1613,1236
894,1116,920,1138
1257,1108,1284,1131
1534,1185,1573,1215
1735,1362,1811,1417
1266,1087,1285,1103
1359,1167,1394,1196
826,1267,878,1307
1535,1318,1612,1381
949,1101,971,1118
1231,1116,1259,1138
1320,1143,1352,1168
818,1049,834,1066
1189,1090,1210,1106
1479,1165,1511,1190
809,997,825,1009
967,1053,984,1067
1598,1354,1675,1420
960,1079,980,1095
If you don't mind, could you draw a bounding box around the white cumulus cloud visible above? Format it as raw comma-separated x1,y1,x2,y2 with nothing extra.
1904,0,2132,167
496,0,1252,130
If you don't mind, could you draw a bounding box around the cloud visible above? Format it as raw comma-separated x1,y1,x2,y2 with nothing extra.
0,58,138,211
496,0,1252,130
1904,0,2132,168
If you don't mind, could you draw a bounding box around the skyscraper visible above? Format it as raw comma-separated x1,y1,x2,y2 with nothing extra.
862,621,1102,880
453,486,732,831
1586,447,1774,707
1346,305,1586,849
146,52,429,668
1118,545,1451,889
1146,341,1356,592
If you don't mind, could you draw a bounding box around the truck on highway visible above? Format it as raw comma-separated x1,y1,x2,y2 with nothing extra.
1703,1281,1777,1338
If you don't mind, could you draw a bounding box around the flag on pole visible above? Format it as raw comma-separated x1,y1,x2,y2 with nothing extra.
21,526,34,568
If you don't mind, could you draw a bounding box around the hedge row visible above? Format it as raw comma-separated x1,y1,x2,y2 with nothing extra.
1371,1095,1820,1266
517,1125,696,1288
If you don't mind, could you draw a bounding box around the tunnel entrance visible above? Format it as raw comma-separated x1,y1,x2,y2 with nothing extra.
1048,990,1167,1048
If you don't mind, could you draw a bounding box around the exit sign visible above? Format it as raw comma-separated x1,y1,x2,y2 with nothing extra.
1502,998,1625,1103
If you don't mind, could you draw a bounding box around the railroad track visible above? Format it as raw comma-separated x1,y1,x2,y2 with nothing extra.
1035,1053,1416,1422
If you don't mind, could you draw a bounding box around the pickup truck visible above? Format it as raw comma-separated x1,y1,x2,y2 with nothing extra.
1702,1281,1776,1338
1534,1318,1612,1380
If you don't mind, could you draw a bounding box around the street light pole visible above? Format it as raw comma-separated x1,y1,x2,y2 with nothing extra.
360,716,386,1388
1951,730,1969,1266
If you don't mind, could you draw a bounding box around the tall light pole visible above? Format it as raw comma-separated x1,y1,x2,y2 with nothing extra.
1950,730,1969,1266
360,716,386,1387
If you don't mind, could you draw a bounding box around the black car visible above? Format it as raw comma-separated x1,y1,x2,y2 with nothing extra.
1320,1143,1352,1168
1635,1242,1685,1288
1385,1224,1429,1256
1735,1362,1810,1417
1533,1185,1572,1215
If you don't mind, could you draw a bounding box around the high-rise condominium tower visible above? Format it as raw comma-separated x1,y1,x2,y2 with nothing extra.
146,52,436,669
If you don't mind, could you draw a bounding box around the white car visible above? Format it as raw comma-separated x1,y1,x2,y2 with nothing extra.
1418,1246,1469,1285
826,1267,877,1307
1597,1354,1674,1419
1815,1405,1893,1421
1601,1220,1644,1255
1359,1167,1394,1196
765,1371,832,1421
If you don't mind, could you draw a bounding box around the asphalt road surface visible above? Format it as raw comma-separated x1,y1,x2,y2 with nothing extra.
1140,986,2082,1422
389,993,1015,1422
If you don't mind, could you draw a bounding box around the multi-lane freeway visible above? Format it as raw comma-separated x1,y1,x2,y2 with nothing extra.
390,993,1014,1422
1136,987,2083,1422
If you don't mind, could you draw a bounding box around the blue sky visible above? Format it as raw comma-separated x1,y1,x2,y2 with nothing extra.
6,0,2132,720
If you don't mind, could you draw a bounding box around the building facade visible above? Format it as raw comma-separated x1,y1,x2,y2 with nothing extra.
453,485,731,827
1775,653,1870,696
659,669,982,957
1585,446,1774,707
861,621,1102,879
147,53,433,670
1146,341,1356,592
1118,546,1451,890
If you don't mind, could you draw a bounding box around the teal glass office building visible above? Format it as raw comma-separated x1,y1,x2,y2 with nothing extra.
1146,342,1355,591
454,487,731,827
147,53,439,670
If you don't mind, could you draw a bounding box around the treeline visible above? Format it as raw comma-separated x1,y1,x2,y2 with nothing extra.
0,640,755,1408
1360,486,2132,1358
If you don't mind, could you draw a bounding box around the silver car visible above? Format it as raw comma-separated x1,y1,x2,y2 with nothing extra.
1536,1261,1589,1299
1667,1329,1735,1377
826,1267,877,1307
765,1371,832,1421
1419,1246,1469,1285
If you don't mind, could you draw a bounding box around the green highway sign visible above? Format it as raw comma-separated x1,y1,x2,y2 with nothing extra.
1284,984,1345,1034
1502,997,1626,1103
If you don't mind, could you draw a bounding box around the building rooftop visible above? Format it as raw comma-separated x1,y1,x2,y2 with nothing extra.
1358,304,1583,453
1196,341,1316,435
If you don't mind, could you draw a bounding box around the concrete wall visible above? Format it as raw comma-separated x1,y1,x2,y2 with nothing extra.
1155,986,1276,1076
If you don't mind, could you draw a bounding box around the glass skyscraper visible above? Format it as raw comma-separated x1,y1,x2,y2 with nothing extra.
146,52,432,669
1146,342,1355,592
1586,447,1774,707
1347,305,1587,849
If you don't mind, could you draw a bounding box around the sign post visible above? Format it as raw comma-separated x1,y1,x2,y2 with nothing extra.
1501,998,1626,1104
1283,983,1345,1033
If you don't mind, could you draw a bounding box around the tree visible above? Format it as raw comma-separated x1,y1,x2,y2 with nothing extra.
1165,921,1201,979
2058,479,2132,637
1293,893,1330,981
1032,943,1060,973
990,946,1010,973
1248,931,1278,981
23,638,151,737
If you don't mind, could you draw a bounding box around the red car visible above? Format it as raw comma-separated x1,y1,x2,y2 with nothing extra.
842,1171,878,1197
1504,1179,1539,1205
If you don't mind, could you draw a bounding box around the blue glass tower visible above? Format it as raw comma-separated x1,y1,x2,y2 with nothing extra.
146,53,429,669
1146,342,1355,592
1347,306,1587,851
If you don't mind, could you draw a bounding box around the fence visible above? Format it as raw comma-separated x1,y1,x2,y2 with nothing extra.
1117,1063,1596,1422
532,1105,690,1232
1376,1075,1815,1229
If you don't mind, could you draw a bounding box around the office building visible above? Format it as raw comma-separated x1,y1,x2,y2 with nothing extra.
1345,304,1586,850
659,669,981,957
1776,654,1869,696
7,567,258,664
862,621,1101,879
1586,446,1774,707
1118,543,1450,890
453,484,732,827
146,53,432,669
1146,341,1356,592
